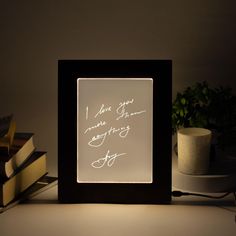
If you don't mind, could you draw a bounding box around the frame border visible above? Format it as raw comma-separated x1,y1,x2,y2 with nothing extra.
58,60,172,204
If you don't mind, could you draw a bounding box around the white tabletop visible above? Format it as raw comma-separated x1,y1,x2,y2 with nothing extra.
0,185,236,236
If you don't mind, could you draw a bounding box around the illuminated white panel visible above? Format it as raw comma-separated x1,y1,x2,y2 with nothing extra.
77,78,153,183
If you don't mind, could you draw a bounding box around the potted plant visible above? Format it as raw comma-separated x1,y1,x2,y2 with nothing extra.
172,81,236,156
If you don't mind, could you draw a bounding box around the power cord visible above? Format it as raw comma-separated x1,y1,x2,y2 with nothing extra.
172,191,236,223
172,190,234,200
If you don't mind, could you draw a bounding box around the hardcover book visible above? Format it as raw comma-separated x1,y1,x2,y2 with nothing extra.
0,175,57,213
0,133,35,179
0,151,47,206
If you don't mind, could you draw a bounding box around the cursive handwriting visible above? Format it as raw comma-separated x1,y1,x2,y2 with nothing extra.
116,98,134,115
84,120,107,134
86,106,89,120
91,150,126,168
116,98,146,121
88,125,130,147
116,110,146,120
94,104,112,118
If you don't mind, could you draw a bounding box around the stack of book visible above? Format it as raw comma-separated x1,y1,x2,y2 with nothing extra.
0,115,56,210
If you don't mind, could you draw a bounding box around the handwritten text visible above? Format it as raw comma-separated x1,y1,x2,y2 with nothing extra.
91,150,126,168
88,125,130,147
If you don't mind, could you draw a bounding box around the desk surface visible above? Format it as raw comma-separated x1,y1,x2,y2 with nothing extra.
0,185,236,236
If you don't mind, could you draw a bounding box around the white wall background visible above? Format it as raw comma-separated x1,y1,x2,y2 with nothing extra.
0,0,236,176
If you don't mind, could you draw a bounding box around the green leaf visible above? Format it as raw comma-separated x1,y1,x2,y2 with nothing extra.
181,98,186,105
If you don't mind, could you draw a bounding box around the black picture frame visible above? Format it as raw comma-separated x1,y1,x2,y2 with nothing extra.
58,60,172,204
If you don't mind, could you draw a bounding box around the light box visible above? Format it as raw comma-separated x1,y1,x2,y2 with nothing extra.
58,60,172,204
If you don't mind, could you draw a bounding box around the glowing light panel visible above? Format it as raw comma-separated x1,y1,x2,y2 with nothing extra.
77,78,153,183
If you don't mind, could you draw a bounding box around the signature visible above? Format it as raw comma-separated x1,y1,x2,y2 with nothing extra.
88,125,130,147
91,150,126,168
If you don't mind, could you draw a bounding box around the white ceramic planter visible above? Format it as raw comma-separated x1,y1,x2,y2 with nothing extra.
177,127,212,175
